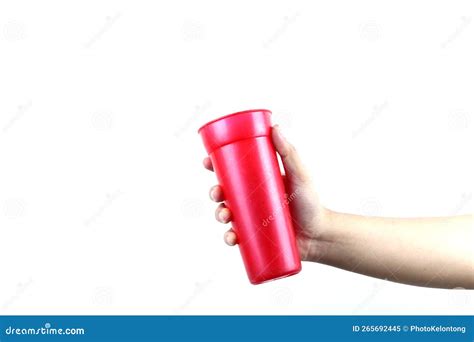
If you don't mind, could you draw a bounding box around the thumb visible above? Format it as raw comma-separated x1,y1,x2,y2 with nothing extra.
271,125,309,185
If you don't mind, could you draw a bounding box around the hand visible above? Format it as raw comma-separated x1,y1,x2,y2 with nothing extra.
203,125,329,261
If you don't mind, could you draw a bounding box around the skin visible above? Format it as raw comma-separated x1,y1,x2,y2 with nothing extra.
204,125,474,289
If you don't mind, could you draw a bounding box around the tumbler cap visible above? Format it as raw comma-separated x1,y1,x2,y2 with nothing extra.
198,109,272,154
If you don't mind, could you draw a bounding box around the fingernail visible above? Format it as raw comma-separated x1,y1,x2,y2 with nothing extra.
218,210,227,222
224,232,234,245
209,188,217,201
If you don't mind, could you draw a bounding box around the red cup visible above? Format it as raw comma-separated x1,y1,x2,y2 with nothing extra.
199,109,301,284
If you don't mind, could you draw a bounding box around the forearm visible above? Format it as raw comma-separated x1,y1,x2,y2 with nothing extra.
311,210,474,289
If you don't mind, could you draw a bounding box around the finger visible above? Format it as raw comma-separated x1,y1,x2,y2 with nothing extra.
224,229,238,246
215,203,232,223
203,157,214,172
272,125,310,184
209,185,225,202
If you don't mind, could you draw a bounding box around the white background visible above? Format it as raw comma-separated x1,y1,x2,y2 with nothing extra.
0,0,472,315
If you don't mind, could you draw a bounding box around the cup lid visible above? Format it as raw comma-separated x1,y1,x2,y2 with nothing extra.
198,109,272,154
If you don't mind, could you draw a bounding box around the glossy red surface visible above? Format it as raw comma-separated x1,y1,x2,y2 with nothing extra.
199,110,301,284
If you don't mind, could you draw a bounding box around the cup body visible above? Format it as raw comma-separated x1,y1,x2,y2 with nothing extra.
199,109,301,284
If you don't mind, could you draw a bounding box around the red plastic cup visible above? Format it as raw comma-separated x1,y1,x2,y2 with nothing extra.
199,109,301,284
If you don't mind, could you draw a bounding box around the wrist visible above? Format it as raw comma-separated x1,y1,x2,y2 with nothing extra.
305,208,344,263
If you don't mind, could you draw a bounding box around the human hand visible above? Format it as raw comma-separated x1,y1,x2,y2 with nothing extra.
203,125,330,261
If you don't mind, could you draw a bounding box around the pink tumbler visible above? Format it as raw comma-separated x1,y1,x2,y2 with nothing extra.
198,109,301,284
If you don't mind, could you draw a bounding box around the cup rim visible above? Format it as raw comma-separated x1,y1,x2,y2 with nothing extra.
197,109,272,134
